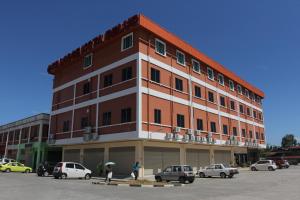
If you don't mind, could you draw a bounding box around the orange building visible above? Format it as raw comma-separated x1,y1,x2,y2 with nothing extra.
47,14,265,176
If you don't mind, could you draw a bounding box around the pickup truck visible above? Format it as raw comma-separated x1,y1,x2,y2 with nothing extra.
197,164,239,178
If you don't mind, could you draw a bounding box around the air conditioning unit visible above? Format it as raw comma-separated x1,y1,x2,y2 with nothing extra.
83,133,91,142
166,133,173,140
183,134,189,141
190,135,195,141
173,127,181,133
208,132,212,138
92,132,99,140
194,130,201,136
174,133,180,141
195,136,201,142
202,137,207,143
186,129,193,135
84,126,92,134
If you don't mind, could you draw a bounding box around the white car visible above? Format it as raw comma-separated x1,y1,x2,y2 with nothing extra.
53,162,92,179
250,160,277,171
197,164,239,178
0,158,16,165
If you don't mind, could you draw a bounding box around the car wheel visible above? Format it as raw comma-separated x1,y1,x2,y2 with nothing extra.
155,176,162,182
251,167,256,171
61,173,67,179
85,173,91,180
220,172,226,178
268,167,273,171
179,177,186,184
188,179,194,183
5,168,11,173
199,172,206,178
44,171,49,176
25,169,30,174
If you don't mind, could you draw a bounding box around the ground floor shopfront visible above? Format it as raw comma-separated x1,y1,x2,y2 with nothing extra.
59,139,249,177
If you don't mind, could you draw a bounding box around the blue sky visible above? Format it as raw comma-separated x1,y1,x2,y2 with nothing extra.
0,0,299,145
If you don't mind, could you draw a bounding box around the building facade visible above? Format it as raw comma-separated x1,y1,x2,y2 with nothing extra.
47,14,265,176
0,113,56,170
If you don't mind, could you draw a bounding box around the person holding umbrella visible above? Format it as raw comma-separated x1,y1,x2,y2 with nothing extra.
104,162,115,183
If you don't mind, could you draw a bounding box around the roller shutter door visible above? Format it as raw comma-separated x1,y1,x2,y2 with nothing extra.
186,149,210,171
83,148,104,176
109,147,135,175
214,150,231,165
63,149,80,163
144,147,180,176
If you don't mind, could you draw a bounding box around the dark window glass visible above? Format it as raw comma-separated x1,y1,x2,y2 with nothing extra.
242,129,246,137
256,132,259,139
253,110,257,118
230,101,235,110
210,122,216,132
177,114,185,128
63,121,70,132
83,54,92,68
66,163,74,169
81,117,89,129
195,86,201,98
122,34,133,50
102,112,111,126
121,108,131,123
122,67,132,81
239,105,244,114
249,131,253,138
220,96,226,107
261,133,264,140
75,164,85,170
154,109,161,124
175,78,183,91
151,68,160,83
258,113,262,120
83,82,90,94
104,74,113,87
197,119,203,130
223,125,228,135
233,127,237,136
247,108,250,116
208,91,214,102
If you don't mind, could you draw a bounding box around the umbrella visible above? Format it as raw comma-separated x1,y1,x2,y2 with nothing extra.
105,162,116,166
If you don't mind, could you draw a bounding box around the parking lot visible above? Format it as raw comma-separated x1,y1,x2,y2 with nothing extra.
0,165,299,200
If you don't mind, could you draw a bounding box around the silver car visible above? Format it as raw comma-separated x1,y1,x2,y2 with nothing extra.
250,160,277,171
197,164,239,178
155,165,195,183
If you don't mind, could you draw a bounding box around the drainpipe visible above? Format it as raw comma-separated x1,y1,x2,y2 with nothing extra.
4,131,9,158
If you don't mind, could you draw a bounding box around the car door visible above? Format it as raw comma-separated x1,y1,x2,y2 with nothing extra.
256,161,265,170
65,163,75,177
205,165,213,176
10,163,18,172
75,164,85,178
15,163,24,172
162,166,172,181
213,165,222,176
171,166,181,181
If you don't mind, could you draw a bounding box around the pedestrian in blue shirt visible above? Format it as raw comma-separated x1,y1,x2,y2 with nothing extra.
132,162,140,180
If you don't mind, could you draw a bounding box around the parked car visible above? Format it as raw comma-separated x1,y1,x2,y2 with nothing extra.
274,160,289,169
197,164,239,178
250,160,277,171
53,162,92,179
0,158,16,165
0,162,32,173
155,165,195,183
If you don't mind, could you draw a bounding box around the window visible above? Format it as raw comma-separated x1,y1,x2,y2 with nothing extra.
121,108,132,123
66,163,74,169
122,67,132,81
245,89,249,98
223,125,228,135
63,121,70,132
208,91,214,103
83,54,93,68
154,109,161,124
230,101,235,110
233,127,237,136
195,86,201,98
218,74,224,86
81,117,89,129
239,104,244,114
256,96,261,104
75,164,85,170
259,113,262,120
192,59,201,73
176,50,185,66
256,132,260,139
229,80,234,91
249,131,253,138
151,68,160,83
237,85,242,94
121,33,133,51
261,133,265,140
210,122,216,133
177,114,185,128
104,74,113,87
253,110,257,118
247,107,251,116
196,119,203,131
242,129,246,137
155,39,166,56
102,112,112,126
83,82,90,94
220,96,226,107
175,78,183,91
207,67,214,80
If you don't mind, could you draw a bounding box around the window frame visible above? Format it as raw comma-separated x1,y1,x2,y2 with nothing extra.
155,38,166,56
208,91,214,103
210,122,217,133
223,124,228,135
194,86,201,98
237,85,242,94
218,74,224,86
103,74,113,87
229,80,235,91
83,82,91,95
175,78,183,91
207,67,214,80
176,50,186,66
220,96,226,107
177,114,185,128
122,67,132,81
245,89,250,99
230,100,235,110
196,118,203,131
83,53,93,69
121,32,133,51
192,59,201,73
121,108,132,123
154,109,161,124
102,112,112,126
151,68,160,83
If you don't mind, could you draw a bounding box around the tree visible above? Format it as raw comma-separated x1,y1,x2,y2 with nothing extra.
281,134,297,147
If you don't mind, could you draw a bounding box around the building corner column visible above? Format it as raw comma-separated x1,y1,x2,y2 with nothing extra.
209,146,215,164
180,144,186,165
135,140,144,178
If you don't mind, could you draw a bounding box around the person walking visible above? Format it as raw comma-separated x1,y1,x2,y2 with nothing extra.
132,162,140,180
105,165,112,183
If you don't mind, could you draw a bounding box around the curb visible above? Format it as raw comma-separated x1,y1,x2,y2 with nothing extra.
92,181,185,188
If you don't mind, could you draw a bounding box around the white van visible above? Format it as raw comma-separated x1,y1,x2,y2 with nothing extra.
53,162,92,179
